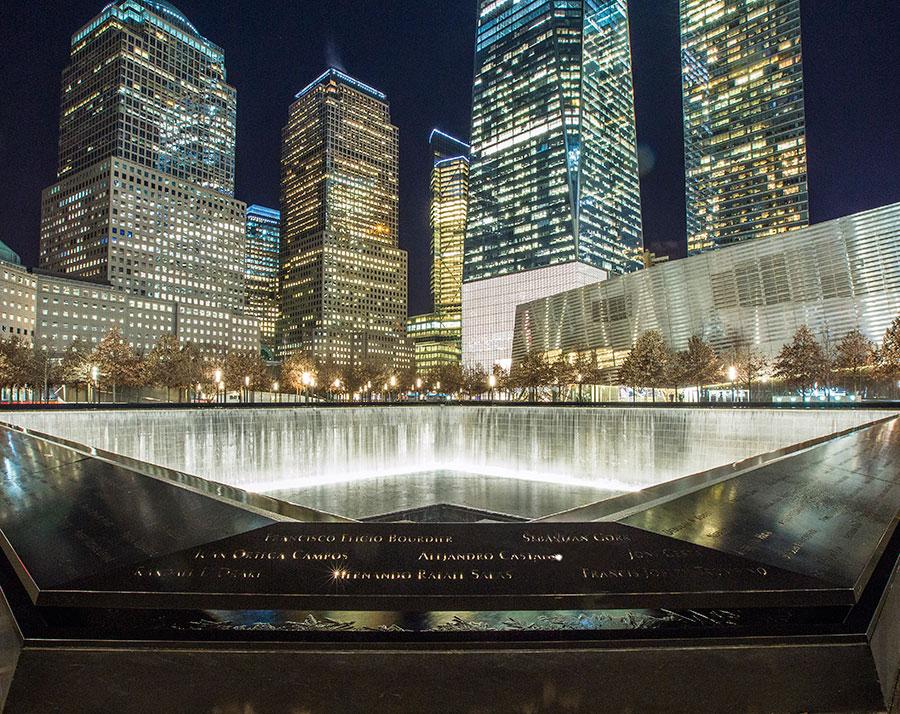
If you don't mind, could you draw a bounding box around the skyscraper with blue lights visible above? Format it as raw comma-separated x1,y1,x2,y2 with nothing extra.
463,0,643,368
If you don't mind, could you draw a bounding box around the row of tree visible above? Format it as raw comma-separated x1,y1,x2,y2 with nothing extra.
1,317,898,403
614,319,900,401
0,327,270,402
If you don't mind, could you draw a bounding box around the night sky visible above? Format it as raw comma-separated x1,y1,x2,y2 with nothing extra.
1,1,898,316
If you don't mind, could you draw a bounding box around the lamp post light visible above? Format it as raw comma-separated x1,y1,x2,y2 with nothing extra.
488,373,497,401
218,380,225,403
332,378,341,402
301,371,312,403
196,382,202,403
727,365,738,403
41,345,49,403
576,373,583,403
272,381,279,404
90,365,100,404
213,369,223,403
244,375,250,403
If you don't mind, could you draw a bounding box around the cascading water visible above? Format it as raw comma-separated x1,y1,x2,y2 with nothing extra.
2,406,888,520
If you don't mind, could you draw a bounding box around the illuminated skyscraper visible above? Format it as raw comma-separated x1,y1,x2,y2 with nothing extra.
279,69,409,367
245,205,281,358
463,0,643,368
682,0,808,254
406,130,469,374
39,1,253,351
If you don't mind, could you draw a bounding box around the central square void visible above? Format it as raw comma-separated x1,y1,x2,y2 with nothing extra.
2,406,888,522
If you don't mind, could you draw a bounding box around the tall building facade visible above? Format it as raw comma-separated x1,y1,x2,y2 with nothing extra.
406,130,469,374
682,0,808,254
463,0,643,368
245,205,280,358
38,0,255,352
279,69,409,367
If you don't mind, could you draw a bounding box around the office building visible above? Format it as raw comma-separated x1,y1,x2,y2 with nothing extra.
463,0,643,368
406,130,469,374
38,0,254,353
245,205,280,358
279,68,408,367
682,0,808,253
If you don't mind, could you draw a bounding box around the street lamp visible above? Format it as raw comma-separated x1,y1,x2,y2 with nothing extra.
488,373,497,401
332,378,341,401
196,382,202,402
41,345,49,403
576,372,583,402
727,365,738,402
272,380,279,403
218,380,225,403
90,365,99,404
213,369,223,403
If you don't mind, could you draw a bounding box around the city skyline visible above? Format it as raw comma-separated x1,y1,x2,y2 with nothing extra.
1,1,899,317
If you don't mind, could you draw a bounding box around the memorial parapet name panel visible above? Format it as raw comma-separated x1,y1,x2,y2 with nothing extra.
53,523,847,610
0,449,275,596
622,419,900,595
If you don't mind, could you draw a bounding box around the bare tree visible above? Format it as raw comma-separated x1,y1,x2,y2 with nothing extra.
461,364,488,399
733,345,769,402
146,334,183,401
92,327,145,402
833,329,875,396
59,339,93,402
618,330,671,402
510,351,551,401
772,326,828,399
672,336,720,401
281,352,317,396
876,316,900,394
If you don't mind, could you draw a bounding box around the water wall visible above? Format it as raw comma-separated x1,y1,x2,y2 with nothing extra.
3,406,889,493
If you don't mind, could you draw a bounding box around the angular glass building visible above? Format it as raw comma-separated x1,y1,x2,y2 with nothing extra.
245,205,281,358
682,0,808,254
279,69,409,368
406,130,469,374
38,0,253,351
463,0,643,368
512,203,900,377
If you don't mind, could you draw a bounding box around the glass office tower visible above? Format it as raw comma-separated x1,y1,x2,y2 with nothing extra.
39,0,253,351
463,0,642,368
245,205,281,358
682,0,808,254
430,130,469,320
406,130,469,374
279,69,409,368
